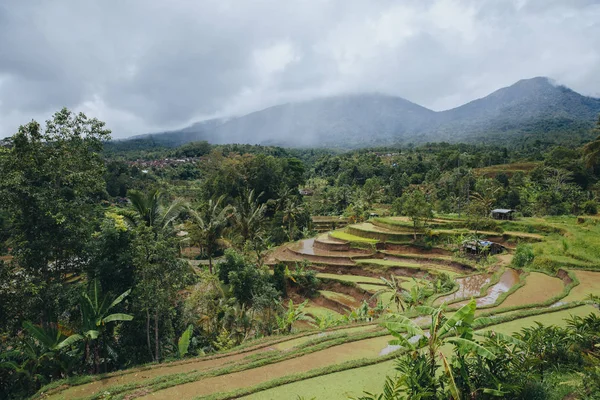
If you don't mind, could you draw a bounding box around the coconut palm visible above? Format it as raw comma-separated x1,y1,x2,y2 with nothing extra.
123,189,186,235
282,197,304,242
233,189,267,261
189,196,232,273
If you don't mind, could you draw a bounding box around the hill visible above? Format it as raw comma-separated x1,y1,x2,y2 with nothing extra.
131,77,600,148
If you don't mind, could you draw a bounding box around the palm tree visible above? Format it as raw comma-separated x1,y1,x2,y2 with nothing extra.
67,280,133,373
189,196,232,273
124,189,186,236
233,189,267,259
583,115,600,168
282,197,304,242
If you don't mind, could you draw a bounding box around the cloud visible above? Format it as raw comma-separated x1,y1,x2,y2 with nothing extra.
0,0,599,138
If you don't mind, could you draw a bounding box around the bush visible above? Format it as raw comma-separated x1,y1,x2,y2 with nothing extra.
272,263,287,296
288,263,320,297
582,200,598,215
512,243,535,268
218,249,246,284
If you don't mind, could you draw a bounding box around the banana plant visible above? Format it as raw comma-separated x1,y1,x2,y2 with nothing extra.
371,275,407,312
276,299,313,334
380,299,496,399
65,280,133,373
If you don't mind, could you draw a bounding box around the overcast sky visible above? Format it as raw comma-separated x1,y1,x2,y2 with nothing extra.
1,0,599,138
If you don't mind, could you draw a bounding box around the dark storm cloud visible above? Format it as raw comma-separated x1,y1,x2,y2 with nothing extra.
0,0,599,138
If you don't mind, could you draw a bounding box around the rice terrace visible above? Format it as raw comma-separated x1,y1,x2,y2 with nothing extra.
32,213,600,400
3,2,600,399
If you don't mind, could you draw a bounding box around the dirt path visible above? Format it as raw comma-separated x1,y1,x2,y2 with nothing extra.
138,336,392,400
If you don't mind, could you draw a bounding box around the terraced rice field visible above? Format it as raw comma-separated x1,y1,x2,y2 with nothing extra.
562,270,600,302
44,216,600,400
239,360,395,400
490,272,565,309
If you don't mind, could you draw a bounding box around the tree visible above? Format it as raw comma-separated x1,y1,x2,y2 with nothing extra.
0,109,110,322
67,280,133,374
124,189,186,236
233,189,267,262
361,300,496,399
282,197,304,242
276,300,312,334
583,114,600,168
131,226,191,363
189,196,232,273
400,189,433,240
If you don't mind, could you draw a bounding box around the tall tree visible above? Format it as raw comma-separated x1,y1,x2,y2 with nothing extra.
0,109,110,322
583,114,600,168
189,196,232,273
400,189,433,240
233,189,267,260
124,189,186,235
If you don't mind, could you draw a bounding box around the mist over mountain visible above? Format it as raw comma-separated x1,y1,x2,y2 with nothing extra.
135,77,600,148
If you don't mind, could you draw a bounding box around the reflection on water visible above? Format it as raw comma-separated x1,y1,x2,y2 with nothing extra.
298,238,316,255
435,273,491,305
453,269,520,307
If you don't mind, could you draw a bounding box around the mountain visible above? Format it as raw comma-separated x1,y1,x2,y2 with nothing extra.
133,77,600,148
434,77,600,142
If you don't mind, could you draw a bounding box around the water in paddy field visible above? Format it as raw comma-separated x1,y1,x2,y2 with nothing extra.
453,269,520,307
299,238,316,255
435,273,492,304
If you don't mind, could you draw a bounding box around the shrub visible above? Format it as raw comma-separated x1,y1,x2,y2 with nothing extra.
272,263,287,296
217,249,246,284
582,200,598,215
288,263,320,297
512,243,535,268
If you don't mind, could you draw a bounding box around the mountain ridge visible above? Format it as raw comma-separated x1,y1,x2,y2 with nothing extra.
132,77,600,148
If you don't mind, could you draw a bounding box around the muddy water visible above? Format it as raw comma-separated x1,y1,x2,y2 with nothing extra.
453,269,520,307
434,274,492,305
298,238,316,255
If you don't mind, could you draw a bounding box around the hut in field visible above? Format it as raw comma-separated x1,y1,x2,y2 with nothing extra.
461,240,505,255
490,208,515,220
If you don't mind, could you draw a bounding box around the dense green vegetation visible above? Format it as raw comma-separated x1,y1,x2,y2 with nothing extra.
1,109,599,399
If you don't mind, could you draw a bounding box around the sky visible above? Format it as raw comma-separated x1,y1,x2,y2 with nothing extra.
1,0,599,139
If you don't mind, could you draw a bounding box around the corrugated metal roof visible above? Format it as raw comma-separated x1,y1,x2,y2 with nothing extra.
491,209,514,213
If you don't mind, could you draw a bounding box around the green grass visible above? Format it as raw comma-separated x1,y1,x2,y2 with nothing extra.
239,360,395,400
304,304,343,320
316,273,384,284
355,259,460,276
329,230,378,244
319,290,359,308
481,305,599,335
510,216,600,270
